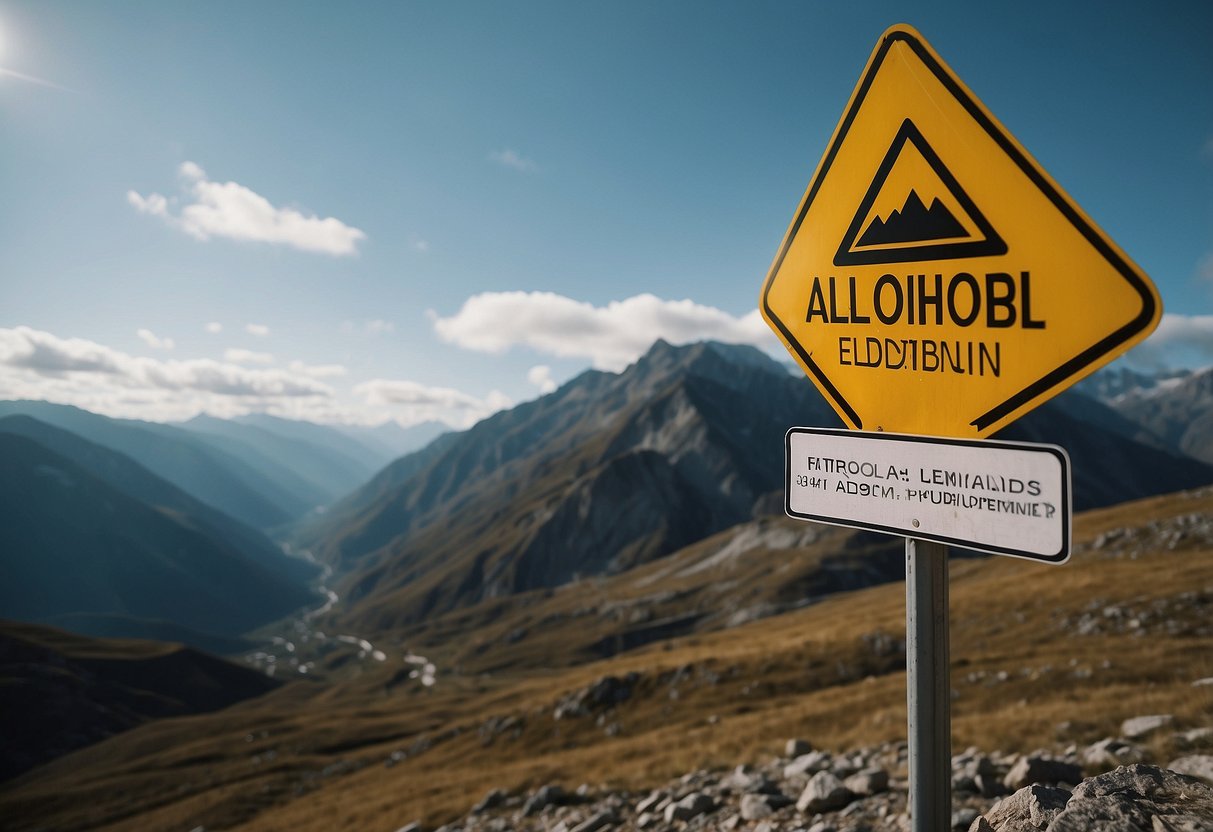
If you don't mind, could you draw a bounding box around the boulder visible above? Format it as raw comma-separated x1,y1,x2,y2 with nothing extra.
796,770,853,813
739,793,775,821
982,783,1070,831
522,784,566,816
663,792,715,823
722,764,780,794
1003,756,1082,790
1083,738,1145,771
785,750,833,780
570,810,618,832
634,790,666,815
843,768,889,796
1121,714,1175,740
1048,764,1213,831
1167,755,1213,785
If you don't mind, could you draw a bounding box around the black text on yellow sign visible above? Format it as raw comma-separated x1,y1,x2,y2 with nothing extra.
759,24,1161,438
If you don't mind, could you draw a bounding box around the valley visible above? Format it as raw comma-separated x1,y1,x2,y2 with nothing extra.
1,343,1212,831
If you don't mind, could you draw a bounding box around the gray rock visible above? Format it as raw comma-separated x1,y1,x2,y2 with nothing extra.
1003,756,1083,790
1167,755,1213,785
395,825,422,832
807,823,836,832
785,750,833,780
843,768,889,796
635,811,657,829
722,765,780,795
663,792,715,823
635,790,666,815
739,793,775,821
522,784,566,816
1049,764,1213,831
1121,714,1175,740
1152,816,1211,831
471,788,507,814
983,783,1070,830
1084,738,1146,770
787,738,813,758
796,770,853,814
967,818,995,832
570,810,618,832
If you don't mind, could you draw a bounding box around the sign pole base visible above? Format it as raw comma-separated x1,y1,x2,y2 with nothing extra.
906,537,951,832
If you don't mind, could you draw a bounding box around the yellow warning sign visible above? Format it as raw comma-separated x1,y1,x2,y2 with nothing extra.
760,24,1161,439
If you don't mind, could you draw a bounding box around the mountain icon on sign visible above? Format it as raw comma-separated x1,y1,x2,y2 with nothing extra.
856,189,968,246
834,119,1006,266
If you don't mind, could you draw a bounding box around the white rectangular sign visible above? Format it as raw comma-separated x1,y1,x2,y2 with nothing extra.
785,428,1071,563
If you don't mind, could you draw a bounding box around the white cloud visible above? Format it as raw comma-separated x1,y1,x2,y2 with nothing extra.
204,322,223,334
527,364,557,395
136,328,174,350
354,378,511,428
245,323,270,337
224,348,275,365
431,291,774,371
127,190,168,217
0,326,503,429
489,149,537,172
0,326,334,422
128,161,366,256
1122,313,1213,371
408,234,430,253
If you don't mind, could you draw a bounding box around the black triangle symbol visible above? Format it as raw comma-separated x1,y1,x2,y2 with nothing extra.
834,119,1007,267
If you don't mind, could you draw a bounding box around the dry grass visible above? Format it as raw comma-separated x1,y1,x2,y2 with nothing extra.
2,489,1211,832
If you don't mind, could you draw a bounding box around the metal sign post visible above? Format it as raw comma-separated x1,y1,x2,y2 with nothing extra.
906,538,950,832
784,428,1072,827
764,23,1162,832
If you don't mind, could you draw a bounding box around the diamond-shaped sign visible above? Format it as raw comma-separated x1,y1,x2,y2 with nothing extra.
759,24,1161,438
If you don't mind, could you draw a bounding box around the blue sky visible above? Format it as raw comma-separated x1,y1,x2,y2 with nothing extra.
1,1,1210,426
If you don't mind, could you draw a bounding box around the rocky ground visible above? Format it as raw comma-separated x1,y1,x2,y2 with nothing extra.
394,717,1213,832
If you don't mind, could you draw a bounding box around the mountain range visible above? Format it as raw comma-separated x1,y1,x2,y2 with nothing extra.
3,343,1210,661
1108,366,1213,464
0,401,433,532
0,428,318,644
295,340,1213,642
